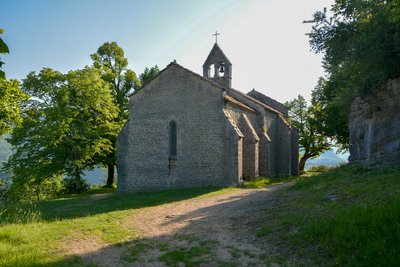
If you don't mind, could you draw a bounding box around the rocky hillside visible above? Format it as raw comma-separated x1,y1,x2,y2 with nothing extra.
349,79,400,165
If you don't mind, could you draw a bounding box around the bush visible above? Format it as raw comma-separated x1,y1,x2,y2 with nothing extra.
0,178,8,205
307,165,331,172
61,177,90,194
6,175,63,203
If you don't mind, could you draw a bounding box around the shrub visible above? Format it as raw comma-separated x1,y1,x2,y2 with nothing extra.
6,175,63,203
61,177,90,194
307,165,331,172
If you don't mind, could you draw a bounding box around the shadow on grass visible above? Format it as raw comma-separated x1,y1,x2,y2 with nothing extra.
37,184,287,267
1,186,224,224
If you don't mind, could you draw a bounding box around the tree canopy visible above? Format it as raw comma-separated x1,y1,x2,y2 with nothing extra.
0,28,28,136
91,41,140,119
305,0,400,148
4,67,118,198
139,65,160,88
286,93,331,172
0,28,9,79
91,42,140,187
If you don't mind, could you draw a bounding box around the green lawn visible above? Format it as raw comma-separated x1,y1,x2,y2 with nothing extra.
256,164,400,266
0,186,236,266
1,165,400,266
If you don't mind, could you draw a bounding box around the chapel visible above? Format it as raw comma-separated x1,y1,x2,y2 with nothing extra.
117,42,299,192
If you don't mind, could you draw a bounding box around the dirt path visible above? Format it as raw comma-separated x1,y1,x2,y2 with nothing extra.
79,183,291,266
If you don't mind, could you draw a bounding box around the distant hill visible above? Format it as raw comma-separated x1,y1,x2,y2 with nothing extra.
305,148,349,170
0,136,106,185
0,137,12,179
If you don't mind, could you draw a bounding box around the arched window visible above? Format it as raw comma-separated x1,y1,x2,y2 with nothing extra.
169,120,177,158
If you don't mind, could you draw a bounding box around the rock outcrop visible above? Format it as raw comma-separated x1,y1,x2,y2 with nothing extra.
349,79,400,165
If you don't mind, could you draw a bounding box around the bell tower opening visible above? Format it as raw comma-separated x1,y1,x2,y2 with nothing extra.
202,36,232,88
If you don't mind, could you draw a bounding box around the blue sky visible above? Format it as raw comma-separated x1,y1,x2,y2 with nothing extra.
2,0,334,103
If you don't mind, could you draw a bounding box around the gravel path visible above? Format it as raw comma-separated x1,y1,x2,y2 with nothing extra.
71,183,291,266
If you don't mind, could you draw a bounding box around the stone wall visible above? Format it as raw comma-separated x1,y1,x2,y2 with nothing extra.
274,118,292,176
117,62,299,192
239,114,260,178
290,128,299,176
118,64,229,192
349,79,400,165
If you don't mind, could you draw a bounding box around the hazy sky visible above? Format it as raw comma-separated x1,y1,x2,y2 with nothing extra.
2,0,334,103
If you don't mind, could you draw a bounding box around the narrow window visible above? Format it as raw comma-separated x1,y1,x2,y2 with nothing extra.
169,120,177,158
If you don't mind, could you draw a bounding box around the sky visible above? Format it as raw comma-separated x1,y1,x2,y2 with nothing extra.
2,0,335,103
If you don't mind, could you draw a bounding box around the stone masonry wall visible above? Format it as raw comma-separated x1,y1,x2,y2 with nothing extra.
349,79,400,165
239,114,260,178
274,118,292,176
118,64,229,192
290,128,299,176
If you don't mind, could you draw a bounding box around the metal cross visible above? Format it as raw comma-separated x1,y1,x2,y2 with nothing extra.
213,31,220,43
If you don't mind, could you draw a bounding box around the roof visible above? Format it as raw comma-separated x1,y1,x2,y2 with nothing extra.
130,60,286,118
202,43,232,67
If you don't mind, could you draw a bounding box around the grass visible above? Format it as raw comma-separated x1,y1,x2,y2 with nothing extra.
0,186,236,266
241,176,295,188
1,164,400,266
121,234,218,266
158,245,213,266
256,164,400,266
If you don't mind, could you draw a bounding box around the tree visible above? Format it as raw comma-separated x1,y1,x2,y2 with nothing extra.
139,65,160,88
0,28,9,79
305,0,400,148
0,28,28,136
0,79,28,136
4,67,118,197
91,42,140,187
286,94,331,172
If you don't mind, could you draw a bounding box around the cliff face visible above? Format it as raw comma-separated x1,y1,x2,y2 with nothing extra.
349,79,400,165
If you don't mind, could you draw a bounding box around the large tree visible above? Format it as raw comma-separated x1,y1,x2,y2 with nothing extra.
0,28,28,136
4,67,118,196
305,0,400,148
286,93,331,172
91,42,140,187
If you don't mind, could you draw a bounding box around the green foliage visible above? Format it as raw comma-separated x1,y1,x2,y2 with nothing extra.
307,165,332,172
286,94,330,171
61,177,89,195
0,29,27,136
0,78,28,136
0,178,7,204
0,28,9,79
91,41,140,120
91,41,140,186
4,67,118,198
139,65,160,88
6,175,63,203
305,1,400,148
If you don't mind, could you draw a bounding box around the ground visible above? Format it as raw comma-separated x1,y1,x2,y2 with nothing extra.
63,183,290,266
1,165,400,266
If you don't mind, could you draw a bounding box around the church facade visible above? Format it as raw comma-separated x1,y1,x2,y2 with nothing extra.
117,43,298,192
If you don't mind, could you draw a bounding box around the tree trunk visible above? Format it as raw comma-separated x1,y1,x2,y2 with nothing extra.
299,156,310,173
106,163,115,187
75,167,82,193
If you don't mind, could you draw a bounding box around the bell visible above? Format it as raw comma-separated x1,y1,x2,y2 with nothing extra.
219,64,225,73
